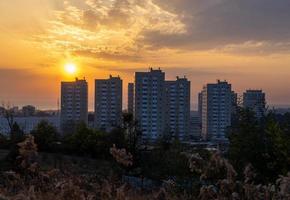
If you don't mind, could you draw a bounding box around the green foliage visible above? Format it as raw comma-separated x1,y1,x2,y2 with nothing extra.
139,141,192,181
31,120,59,152
63,123,126,159
10,122,24,143
263,119,289,176
122,112,141,157
0,133,9,149
5,122,25,163
228,108,290,182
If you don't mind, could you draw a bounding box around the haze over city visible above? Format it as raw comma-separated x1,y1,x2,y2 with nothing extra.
1,1,290,199
1,0,290,109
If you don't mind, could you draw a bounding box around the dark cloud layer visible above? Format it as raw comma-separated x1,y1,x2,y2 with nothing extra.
143,0,290,52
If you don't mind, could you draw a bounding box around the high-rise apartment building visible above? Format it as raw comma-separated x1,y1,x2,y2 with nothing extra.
128,83,134,114
95,75,123,131
243,90,266,119
135,68,166,142
135,69,190,142
61,78,88,132
200,80,233,141
165,77,190,141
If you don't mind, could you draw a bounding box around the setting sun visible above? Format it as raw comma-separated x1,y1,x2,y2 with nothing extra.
64,63,77,75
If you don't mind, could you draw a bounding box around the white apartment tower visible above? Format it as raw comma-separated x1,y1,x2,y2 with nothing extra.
201,80,232,141
135,68,166,142
243,90,266,119
165,77,190,141
61,78,88,132
95,75,123,131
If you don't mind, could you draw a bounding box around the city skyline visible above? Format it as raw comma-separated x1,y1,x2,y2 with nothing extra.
1,71,289,111
1,0,290,109
0,68,277,141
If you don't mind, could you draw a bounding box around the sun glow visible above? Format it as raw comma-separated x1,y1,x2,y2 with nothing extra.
64,63,77,74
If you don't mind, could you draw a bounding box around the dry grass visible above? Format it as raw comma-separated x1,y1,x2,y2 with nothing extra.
0,136,289,200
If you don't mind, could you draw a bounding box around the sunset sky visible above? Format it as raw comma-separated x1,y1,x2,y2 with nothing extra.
1,0,290,110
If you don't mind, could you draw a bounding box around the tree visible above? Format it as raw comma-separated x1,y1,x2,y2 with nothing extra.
0,133,9,149
61,120,77,135
263,119,289,177
5,122,25,163
139,141,191,181
108,128,126,149
10,122,24,143
228,108,290,182
0,103,25,145
64,122,110,158
4,107,15,134
30,120,59,152
122,113,141,157
64,122,93,155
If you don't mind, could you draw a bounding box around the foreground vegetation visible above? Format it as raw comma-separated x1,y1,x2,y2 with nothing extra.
0,135,289,199
0,110,289,199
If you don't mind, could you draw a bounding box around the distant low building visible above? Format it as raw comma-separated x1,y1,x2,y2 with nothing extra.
189,111,201,140
22,105,36,116
273,107,290,115
0,116,60,135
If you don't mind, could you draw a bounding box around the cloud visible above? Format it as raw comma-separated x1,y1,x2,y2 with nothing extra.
143,0,290,54
30,0,186,62
26,0,290,63
217,41,290,55
73,49,143,62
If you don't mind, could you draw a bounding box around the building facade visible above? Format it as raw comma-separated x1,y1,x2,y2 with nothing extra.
201,80,233,141
0,116,60,135
135,68,166,142
95,75,123,131
165,77,190,141
128,83,134,114
135,69,190,142
189,111,201,140
60,78,88,132
243,90,266,119
198,92,203,123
